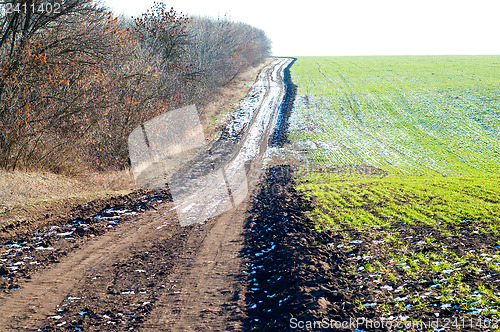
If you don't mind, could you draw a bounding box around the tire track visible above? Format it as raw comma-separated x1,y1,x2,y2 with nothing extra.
0,58,294,331
142,58,293,331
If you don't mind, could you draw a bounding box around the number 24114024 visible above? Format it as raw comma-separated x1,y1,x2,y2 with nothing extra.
6,2,62,15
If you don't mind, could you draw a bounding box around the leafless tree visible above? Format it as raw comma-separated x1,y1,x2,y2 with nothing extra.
0,1,271,173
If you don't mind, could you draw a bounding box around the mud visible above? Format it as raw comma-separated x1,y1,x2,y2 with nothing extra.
0,190,171,293
243,165,352,330
37,223,190,331
272,58,297,147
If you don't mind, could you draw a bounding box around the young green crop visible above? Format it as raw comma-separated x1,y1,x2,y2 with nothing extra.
289,56,500,176
297,172,500,237
288,56,500,321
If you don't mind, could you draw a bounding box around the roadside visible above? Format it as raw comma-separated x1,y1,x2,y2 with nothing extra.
0,170,134,240
0,58,293,331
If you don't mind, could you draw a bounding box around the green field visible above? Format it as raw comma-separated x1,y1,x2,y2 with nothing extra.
289,56,500,176
290,56,500,323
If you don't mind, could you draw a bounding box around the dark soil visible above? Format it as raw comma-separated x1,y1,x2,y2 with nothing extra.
242,165,498,331
272,58,297,147
243,165,356,330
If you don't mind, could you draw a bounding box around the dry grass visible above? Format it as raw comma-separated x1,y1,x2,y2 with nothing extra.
199,59,272,141
0,169,136,225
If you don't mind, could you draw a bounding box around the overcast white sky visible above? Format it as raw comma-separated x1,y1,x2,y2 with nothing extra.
103,0,500,56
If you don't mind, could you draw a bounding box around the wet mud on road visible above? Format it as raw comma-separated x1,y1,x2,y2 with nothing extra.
0,58,296,331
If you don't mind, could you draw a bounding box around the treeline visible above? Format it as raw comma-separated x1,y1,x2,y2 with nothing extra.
0,0,271,173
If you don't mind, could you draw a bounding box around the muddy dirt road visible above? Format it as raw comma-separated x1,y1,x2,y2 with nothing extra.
0,58,293,331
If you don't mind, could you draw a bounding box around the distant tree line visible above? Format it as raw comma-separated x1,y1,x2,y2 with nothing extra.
0,0,271,173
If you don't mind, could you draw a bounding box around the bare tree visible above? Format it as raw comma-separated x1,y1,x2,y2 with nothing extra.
0,1,271,173
0,0,131,171
182,16,271,100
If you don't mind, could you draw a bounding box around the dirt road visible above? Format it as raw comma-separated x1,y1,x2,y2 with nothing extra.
0,58,293,331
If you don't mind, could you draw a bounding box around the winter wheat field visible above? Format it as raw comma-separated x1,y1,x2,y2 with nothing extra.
267,56,500,330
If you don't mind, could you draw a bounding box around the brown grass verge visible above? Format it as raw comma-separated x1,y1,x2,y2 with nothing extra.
0,169,135,227
199,58,273,141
